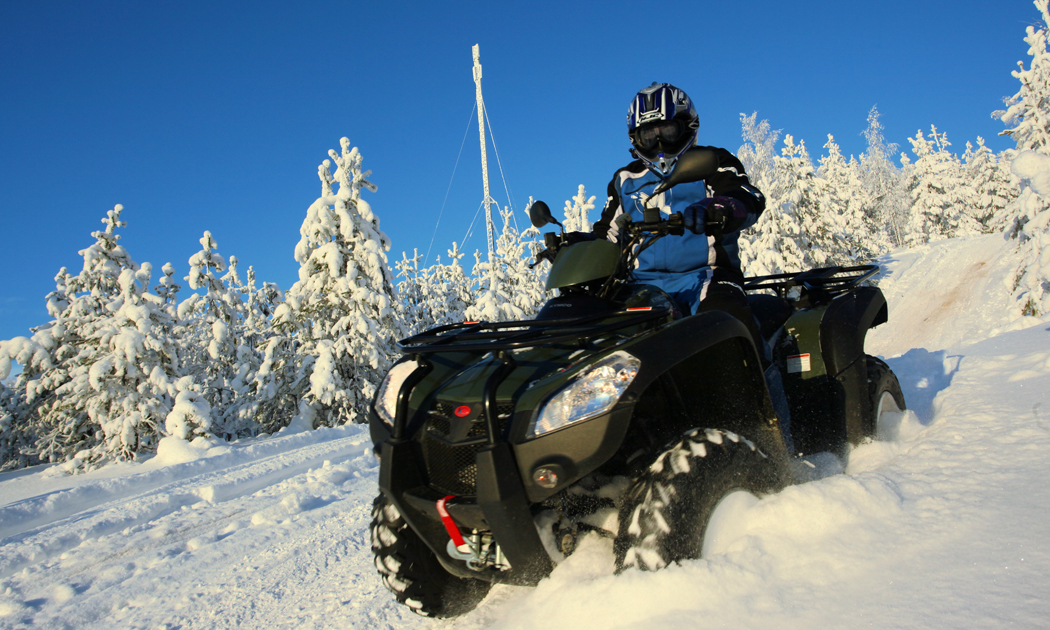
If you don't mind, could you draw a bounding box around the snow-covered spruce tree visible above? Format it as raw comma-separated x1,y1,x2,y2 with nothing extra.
737,112,781,197
772,135,827,267
175,235,274,439
738,131,811,276
904,126,979,244
174,231,235,438
962,138,1019,233
466,205,549,322
394,250,431,335
817,134,882,262
395,244,473,335
0,378,37,471
273,139,403,427
563,185,596,233
228,267,295,435
15,206,182,469
437,242,476,322
994,0,1050,317
859,107,910,248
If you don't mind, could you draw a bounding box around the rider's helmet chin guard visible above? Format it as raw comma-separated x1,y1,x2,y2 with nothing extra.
627,82,700,177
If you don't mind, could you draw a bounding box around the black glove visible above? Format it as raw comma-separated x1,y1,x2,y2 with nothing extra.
562,231,597,245
682,197,748,235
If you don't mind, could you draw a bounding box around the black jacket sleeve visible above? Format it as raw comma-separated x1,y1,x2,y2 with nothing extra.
699,146,766,221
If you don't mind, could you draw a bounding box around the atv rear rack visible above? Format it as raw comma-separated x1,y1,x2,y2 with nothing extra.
397,308,669,355
743,264,879,305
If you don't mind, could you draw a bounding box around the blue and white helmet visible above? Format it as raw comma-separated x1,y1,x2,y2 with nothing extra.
627,82,699,176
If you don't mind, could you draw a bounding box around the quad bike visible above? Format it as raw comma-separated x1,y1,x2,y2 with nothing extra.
367,149,906,617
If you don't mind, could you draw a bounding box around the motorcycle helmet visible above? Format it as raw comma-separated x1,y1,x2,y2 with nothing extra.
627,82,699,176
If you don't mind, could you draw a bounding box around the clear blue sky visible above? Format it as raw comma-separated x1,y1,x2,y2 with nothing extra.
0,0,1040,340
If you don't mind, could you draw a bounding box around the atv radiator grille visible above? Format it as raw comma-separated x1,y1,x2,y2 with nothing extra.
422,439,484,496
422,402,517,495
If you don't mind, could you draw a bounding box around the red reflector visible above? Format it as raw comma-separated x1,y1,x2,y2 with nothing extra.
454,405,471,417
626,307,653,311
464,320,481,324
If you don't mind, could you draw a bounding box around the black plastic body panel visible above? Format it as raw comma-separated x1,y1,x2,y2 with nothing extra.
820,287,887,376
778,286,888,457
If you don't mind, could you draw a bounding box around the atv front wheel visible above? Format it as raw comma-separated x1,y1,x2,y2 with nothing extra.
370,494,491,618
864,356,906,439
614,428,785,572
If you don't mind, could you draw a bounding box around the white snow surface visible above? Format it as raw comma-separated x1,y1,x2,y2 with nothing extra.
2,234,1049,629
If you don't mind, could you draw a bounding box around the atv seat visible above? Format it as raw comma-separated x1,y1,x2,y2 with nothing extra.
747,293,793,340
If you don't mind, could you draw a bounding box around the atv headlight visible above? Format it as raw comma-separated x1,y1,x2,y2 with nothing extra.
528,351,640,438
374,359,422,427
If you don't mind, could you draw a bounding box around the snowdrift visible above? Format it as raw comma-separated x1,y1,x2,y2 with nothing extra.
1,235,1048,629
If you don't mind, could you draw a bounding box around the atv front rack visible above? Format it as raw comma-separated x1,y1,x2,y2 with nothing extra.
743,264,879,306
397,308,669,355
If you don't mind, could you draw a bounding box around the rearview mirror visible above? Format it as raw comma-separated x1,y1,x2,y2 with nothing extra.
528,200,560,229
652,148,720,195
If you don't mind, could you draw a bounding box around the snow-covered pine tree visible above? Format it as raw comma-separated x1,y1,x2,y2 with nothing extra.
994,0,1050,317
0,268,75,468
227,267,294,435
154,262,182,318
856,107,909,248
394,243,474,335
175,231,238,438
904,126,979,244
772,135,827,268
430,243,474,326
466,205,549,322
0,377,36,471
394,249,430,335
563,185,596,233
273,139,403,427
738,131,810,277
12,206,182,469
737,112,781,197
962,138,1018,233
816,135,882,263
995,0,1050,154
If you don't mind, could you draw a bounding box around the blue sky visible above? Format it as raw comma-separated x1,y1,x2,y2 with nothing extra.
0,0,1041,340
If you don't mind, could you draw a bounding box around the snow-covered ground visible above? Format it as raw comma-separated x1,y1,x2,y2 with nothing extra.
2,234,1049,629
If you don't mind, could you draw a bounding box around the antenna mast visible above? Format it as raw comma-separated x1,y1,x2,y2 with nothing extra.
472,44,496,270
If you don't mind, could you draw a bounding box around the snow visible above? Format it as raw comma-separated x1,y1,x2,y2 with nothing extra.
1013,149,1050,196
2,235,1049,628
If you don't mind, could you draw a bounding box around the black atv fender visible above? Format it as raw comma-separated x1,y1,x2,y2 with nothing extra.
779,286,888,457
820,286,888,447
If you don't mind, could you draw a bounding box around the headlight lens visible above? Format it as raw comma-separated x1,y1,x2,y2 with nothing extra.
528,351,640,438
375,359,421,426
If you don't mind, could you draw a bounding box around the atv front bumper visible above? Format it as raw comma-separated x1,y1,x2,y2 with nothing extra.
377,436,554,585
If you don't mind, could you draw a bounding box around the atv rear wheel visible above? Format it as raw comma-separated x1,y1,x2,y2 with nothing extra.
370,494,491,618
614,428,785,572
864,356,906,439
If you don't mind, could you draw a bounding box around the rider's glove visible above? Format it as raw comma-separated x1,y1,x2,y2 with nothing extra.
562,231,597,245
683,197,748,235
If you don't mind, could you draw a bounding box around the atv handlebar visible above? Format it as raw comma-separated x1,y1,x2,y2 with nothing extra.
529,212,684,272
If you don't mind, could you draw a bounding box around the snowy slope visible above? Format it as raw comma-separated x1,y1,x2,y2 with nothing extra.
2,235,1049,629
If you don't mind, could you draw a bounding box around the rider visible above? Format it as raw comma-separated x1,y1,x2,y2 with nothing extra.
592,82,766,347
592,82,793,451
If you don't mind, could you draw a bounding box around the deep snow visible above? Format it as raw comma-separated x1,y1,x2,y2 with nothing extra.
1,234,1049,629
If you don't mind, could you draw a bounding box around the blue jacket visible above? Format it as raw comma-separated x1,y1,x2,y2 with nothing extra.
592,146,765,282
